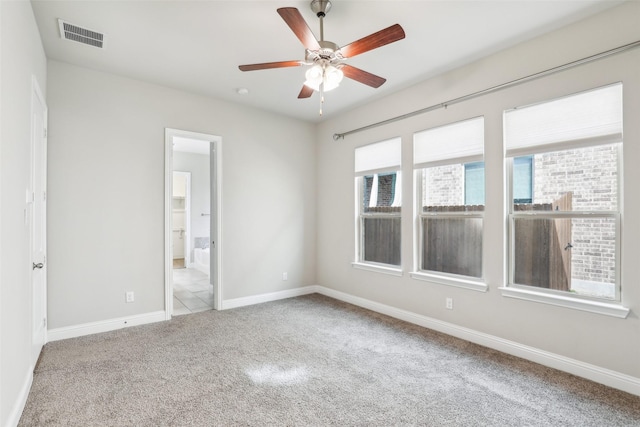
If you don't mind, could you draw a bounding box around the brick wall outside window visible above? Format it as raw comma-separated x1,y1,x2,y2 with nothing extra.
419,145,617,286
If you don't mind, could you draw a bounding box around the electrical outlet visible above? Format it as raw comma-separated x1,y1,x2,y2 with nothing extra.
445,297,453,310
282,272,288,281
126,291,135,303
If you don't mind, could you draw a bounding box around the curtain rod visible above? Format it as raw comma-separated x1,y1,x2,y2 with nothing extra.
333,39,640,141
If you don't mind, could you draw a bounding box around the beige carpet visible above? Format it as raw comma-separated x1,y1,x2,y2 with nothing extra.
19,294,640,426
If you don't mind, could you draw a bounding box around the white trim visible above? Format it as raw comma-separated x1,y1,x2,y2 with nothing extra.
221,286,317,310
355,165,400,177
38,285,640,397
164,133,173,319
410,271,488,292
351,262,403,277
499,286,629,318
505,134,622,158
5,370,33,427
313,286,640,397
47,311,166,342
165,128,223,316
212,140,223,309
413,154,484,170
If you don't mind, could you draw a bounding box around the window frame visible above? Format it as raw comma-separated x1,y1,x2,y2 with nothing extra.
506,148,622,303
353,138,403,275
355,172,403,271
411,116,487,291
412,168,487,292
501,83,628,317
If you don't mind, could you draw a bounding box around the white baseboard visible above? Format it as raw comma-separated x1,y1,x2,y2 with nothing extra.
221,286,318,310
47,311,166,342
314,286,640,397
6,369,33,427
42,285,640,397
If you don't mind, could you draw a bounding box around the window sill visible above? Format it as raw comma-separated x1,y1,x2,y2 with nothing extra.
499,286,630,318
352,262,403,277
410,272,488,292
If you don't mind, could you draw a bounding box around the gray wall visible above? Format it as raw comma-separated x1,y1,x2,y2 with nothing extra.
0,2,48,425
46,60,317,329
4,3,640,424
316,1,640,380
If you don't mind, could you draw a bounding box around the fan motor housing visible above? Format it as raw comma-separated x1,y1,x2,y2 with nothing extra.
306,40,342,63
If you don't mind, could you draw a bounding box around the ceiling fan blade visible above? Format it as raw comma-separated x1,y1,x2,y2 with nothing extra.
339,24,405,58
238,60,303,72
277,7,321,51
341,65,386,88
298,85,314,99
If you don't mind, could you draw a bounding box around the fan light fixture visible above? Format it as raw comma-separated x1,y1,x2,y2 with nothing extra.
304,63,344,92
238,0,406,116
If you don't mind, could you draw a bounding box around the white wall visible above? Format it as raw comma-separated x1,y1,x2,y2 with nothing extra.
0,1,47,425
46,61,317,329
316,1,640,382
173,151,210,264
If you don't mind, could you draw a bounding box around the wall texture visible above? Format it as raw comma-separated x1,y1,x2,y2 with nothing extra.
0,2,47,425
46,61,317,329
316,1,640,382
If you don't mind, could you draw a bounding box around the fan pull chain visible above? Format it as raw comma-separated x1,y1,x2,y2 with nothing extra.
319,81,324,116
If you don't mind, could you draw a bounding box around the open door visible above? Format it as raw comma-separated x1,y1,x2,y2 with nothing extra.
30,77,47,365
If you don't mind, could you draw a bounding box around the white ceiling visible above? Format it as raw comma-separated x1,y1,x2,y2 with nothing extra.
31,0,623,123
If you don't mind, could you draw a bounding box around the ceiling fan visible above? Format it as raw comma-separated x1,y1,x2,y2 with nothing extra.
238,0,405,114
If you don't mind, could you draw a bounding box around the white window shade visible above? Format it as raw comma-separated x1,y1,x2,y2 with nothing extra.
355,137,401,176
413,116,484,168
505,83,622,157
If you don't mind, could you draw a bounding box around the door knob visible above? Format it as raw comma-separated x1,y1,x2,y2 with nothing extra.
33,262,44,270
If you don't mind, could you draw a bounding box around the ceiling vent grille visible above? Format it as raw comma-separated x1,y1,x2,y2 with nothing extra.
58,19,105,48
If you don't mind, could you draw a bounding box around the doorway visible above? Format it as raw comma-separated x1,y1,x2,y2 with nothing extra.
165,129,222,317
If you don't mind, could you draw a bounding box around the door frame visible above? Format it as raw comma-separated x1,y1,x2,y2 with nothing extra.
164,128,223,317
30,75,48,365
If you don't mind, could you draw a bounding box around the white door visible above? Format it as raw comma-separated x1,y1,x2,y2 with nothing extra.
31,78,47,365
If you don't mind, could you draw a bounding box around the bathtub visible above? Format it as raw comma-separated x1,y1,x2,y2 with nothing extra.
193,247,210,277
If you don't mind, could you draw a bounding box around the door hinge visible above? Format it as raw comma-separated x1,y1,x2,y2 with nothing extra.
43,318,47,328
43,191,47,202
43,128,47,138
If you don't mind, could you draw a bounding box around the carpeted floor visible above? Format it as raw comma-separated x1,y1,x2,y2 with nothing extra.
19,294,640,426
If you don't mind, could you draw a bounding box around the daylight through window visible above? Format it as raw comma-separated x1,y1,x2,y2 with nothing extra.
413,117,485,279
355,138,402,268
505,83,622,301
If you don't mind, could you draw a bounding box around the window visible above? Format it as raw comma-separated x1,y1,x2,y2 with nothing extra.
464,161,484,205
355,138,402,270
505,83,622,302
464,156,533,205
413,117,484,280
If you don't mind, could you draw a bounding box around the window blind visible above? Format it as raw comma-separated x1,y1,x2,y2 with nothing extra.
413,116,484,168
505,83,622,157
354,137,401,176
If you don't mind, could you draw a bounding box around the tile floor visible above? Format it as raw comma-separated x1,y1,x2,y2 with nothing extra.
172,267,214,316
